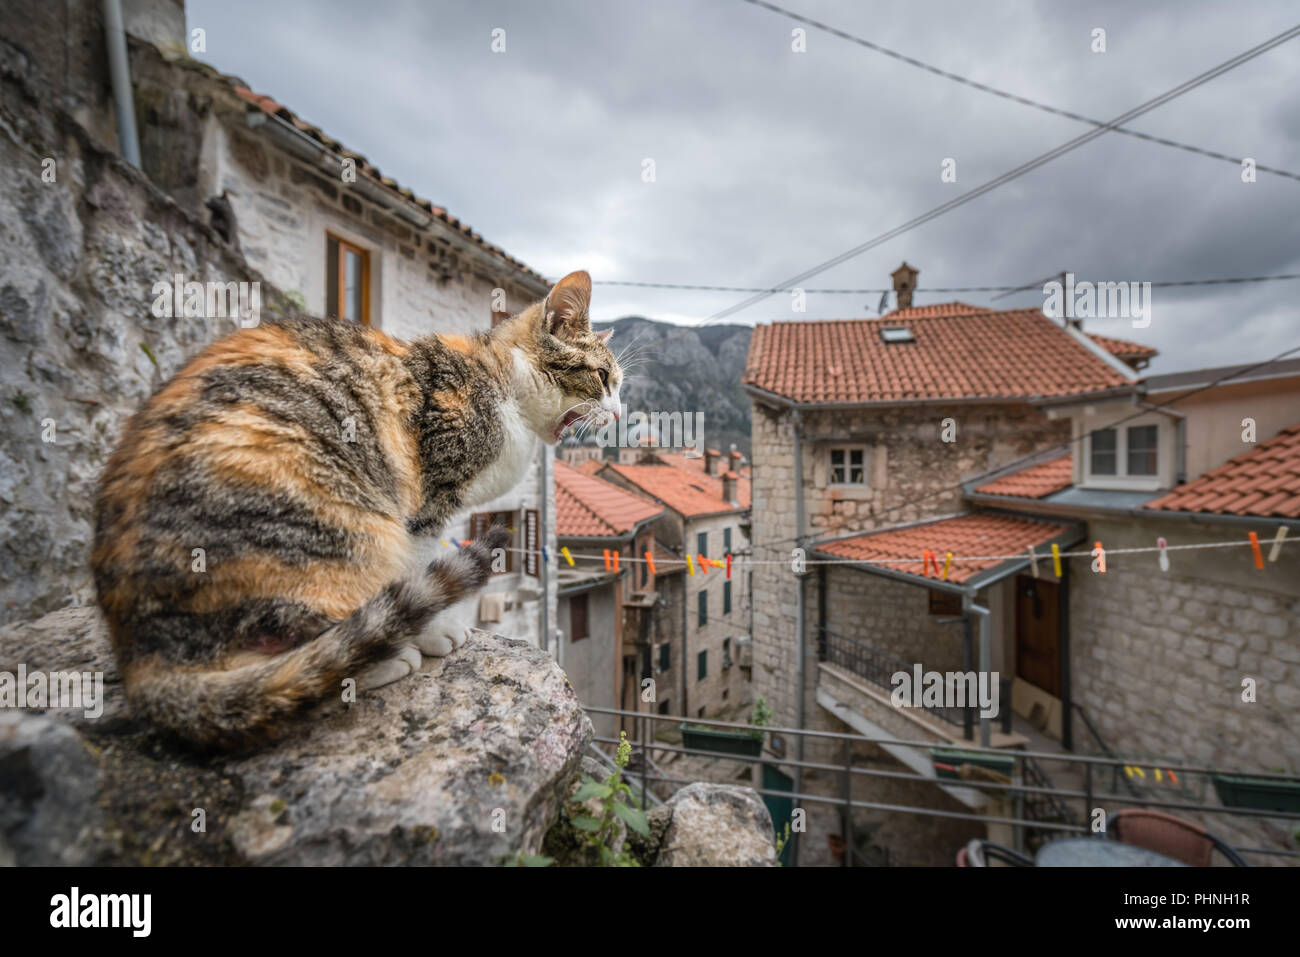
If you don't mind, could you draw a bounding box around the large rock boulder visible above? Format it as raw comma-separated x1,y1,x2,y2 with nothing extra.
652,783,778,867
0,606,591,865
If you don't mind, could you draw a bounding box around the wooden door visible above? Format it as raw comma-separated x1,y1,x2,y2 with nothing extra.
1014,575,1060,697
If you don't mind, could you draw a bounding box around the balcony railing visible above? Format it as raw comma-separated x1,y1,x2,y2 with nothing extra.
588,705,1300,867
818,627,967,730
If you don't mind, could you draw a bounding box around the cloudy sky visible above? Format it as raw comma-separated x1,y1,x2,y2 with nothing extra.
188,0,1300,374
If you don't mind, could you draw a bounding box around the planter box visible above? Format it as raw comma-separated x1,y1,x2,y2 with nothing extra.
1212,774,1300,813
930,747,1015,783
680,723,764,757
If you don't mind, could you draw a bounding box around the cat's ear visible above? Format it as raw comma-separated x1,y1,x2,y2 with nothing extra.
544,271,592,341
595,328,613,343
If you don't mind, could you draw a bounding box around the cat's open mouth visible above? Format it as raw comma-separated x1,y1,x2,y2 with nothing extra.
553,408,589,441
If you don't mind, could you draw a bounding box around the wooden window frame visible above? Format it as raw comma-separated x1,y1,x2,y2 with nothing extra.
326,232,372,326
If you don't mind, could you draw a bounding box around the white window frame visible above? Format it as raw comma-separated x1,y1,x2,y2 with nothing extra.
1081,418,1164,491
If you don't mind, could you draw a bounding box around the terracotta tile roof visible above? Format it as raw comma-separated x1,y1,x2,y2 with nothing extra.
887,301,989,318
743,306,1135,405
602,461,750,518
575,459,606,475
975,454,1073,499
1144,424,1300,519
816,513,1072,584
554,460,663,538
1087,333,1158,361
169,57,545,284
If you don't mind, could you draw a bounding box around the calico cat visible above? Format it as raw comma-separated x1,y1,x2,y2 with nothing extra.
91,270,621,749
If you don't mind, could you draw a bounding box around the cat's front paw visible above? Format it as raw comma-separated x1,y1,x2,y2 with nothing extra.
414,613,473,658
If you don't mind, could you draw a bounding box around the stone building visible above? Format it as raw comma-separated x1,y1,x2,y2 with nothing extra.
595,448,753,723
553,460,664,739
1,0,560,648
743,267,1300,866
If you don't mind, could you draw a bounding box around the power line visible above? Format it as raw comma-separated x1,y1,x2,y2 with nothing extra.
738,0,1300,183
594,273,1300,296
707,22,1300,321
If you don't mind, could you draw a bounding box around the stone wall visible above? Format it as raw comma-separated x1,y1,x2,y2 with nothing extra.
0,61,305,624
1070,515,1300,862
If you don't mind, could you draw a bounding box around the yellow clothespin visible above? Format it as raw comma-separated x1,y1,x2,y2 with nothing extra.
941,552,953,581
1051,544,1062,578
687,554,696,576
561,546,574,567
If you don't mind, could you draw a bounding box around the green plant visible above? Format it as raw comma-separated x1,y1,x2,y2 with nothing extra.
773,821,791,866
750,696,773,734
503,852,554,867
569,731,650,866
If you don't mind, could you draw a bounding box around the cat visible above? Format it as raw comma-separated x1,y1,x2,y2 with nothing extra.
91,270,621,749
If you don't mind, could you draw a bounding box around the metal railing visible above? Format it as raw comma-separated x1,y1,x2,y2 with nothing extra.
818,627,967,729
586,705,1300,867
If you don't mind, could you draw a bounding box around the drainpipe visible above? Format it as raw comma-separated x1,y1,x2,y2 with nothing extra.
791,407,806,867
963,596,992,748
102,0,141,167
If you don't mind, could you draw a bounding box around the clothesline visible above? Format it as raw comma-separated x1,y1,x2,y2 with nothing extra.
433,526,1291,579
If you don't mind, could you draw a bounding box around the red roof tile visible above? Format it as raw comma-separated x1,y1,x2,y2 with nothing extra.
574,459,606,475
1144,424,1300,519
1087,333,1158,361
603,460,750,518
169,61,545,284
975,454,1073,499
817,514,1072,584
743,306,1135,405
554,460,663,537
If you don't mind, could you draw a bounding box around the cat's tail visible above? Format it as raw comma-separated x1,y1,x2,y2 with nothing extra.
123,528,510,750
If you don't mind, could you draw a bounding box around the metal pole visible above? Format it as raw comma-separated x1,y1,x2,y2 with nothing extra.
840,736,852,867
791,408,806,868
102,0,141,167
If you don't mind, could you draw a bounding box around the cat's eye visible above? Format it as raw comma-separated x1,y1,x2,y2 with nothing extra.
597,368,609,387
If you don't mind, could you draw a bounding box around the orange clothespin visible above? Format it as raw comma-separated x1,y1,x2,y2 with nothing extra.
699,555,710,574
687,554,695,576
645,551,657,576
612,551,620,574
1093,541,1106,574
603,549,612,571
1248,531,1264,569
922,549,940,578
726,554,733,579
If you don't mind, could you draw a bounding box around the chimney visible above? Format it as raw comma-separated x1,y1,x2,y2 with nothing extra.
729,448,744,472
891,262,918,310
704,448,719,476
721,472,738,505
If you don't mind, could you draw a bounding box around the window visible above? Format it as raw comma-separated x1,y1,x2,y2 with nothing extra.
880,326,914,343
1127,425,1158,476
697,590,708,627
829,447,866,485
657,699,671,715
569,594,588,642
469,511,515,573
724,580,732,615
697,651,708,681
1089,428,1117,476
723,638,732,669
696,531,708,558
326,234,370,325
657,642,670,673
723,527,732,554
